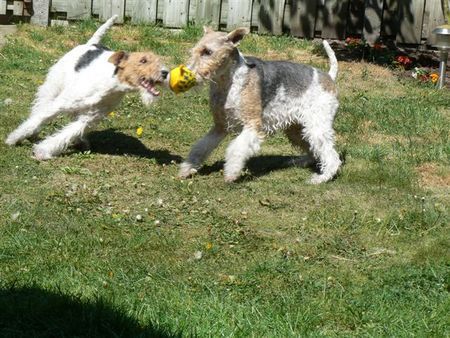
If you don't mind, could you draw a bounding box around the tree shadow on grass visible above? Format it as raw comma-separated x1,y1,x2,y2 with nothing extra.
198,155,321,180
0,286,180,338
87,129,182,165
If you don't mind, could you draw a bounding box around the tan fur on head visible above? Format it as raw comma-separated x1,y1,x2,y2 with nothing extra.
108,51,164,90
188,27,249,81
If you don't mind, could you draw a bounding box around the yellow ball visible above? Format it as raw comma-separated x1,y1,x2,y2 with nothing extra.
169,65,196,94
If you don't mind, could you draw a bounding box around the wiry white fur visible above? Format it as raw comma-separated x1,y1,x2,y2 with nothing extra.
87,15,117,45
5,16,162,160
223,52,249,131
181,32,340,184
224,127,262,181
262,70,340,184
262,70,338,133
322,40,338,81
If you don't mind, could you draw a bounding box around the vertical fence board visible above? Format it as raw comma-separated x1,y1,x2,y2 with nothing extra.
396,0,425,44
0,0,7,15
286,0,317,38
424,0,445,44
163,0,189,27
256,0,285,35
100,0,125,23
129,0,158,23
347,0,364,36
322,0,350,39
227,0,252,30
363,0,383,44
194,0,221,28
157,1,164,21
31,0,50,25
51,0,68,12
13,1,23,15
220,0,228,26
381,0,398,36
92,0,100,16
67,0,91,20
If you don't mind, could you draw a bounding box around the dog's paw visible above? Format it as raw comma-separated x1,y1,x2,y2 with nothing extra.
32,145,53,161
5,133,20,146
308,173,328,185
179,162,197,178
224,174,239,183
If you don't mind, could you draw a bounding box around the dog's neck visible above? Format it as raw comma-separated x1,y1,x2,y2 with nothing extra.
211,48,247,86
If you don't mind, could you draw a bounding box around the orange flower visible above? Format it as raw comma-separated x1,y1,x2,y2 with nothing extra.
430,73,439,83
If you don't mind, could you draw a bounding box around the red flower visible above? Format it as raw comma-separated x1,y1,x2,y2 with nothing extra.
395,55,412,66
373,43,384,50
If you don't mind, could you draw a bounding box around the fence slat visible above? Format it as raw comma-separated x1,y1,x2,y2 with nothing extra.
424,0,446,44
363,0,383,44
163,0,189,28
396,0,425,44
194,0,221,28
100,0,125,23
347,0,364,36
13,0,23,15
31,0,50,25
256,0,285,35
129,0,158,23
0,0,6,15
321,0,350,39
227,0,252,30
381,0,397,36
285,0,317,38
66,0,91,20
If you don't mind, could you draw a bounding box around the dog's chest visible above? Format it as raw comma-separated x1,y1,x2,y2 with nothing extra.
211,64,249,130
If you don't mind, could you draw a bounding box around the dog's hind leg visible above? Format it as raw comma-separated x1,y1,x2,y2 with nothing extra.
32,113,99,160
284,123,316,168
304,124,341,184
5,71,66,145
179,125,227,178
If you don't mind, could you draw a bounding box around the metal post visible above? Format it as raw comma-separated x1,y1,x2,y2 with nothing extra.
438,51,448,89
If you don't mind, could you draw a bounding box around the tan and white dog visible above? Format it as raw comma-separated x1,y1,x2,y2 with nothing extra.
6,15,168,160
180,27,341,184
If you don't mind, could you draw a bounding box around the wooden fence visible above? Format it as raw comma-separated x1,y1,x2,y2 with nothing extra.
0,0,447,44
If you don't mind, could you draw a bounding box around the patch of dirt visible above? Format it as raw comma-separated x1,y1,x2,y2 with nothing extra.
416,163,450,188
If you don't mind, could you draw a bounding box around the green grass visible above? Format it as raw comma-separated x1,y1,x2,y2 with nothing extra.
0,21,449,337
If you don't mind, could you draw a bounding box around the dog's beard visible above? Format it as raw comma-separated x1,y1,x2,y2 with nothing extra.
140,89,158,106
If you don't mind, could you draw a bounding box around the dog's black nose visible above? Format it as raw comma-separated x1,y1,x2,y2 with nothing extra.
161,70,169,79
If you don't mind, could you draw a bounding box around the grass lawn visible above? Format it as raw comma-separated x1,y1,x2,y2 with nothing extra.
0,20,449,337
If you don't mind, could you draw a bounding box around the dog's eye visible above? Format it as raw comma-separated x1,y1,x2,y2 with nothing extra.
140,58,147,64
201,48,212,56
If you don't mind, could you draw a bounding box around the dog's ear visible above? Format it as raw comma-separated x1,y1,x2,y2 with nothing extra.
203,26,214,34
108,51,128,67
226,27,249,45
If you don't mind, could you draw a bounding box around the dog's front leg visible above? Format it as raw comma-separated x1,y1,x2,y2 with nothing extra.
223,127,263,182
179,125,227,178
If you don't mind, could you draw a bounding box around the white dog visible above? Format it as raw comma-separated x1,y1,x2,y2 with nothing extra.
6,15,168,160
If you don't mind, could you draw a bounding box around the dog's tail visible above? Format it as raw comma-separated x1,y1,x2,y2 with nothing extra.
86,15,118,45
322,40,338,81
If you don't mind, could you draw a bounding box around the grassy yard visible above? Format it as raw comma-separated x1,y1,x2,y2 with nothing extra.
0,20,449,337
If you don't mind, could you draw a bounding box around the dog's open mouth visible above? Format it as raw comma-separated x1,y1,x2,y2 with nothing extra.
140,79,160,96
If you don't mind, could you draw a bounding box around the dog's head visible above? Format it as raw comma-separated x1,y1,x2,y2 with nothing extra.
187,26,249,83
109,51,168,105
